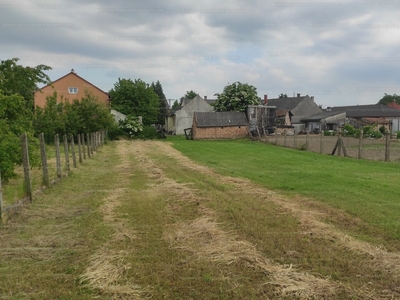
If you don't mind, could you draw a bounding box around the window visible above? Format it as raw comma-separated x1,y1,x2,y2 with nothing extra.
68,87,78,94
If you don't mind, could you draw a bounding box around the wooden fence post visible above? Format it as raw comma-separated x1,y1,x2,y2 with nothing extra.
91,133,94,155
337,133,342,156
63,134,70,172
70,135,77,168
320,131,323,154
358,130,363,159
77,134,83,163
294,130,297,149
39,133,50,188
0,170,3,221
284,129,287,147
55,134,62,178
87,133,91,158
306,131,309,151
21,133,33,201
82,134,86,160
275,131,278,145
385,133,390,162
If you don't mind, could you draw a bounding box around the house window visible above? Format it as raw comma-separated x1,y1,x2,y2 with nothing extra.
68,87,78,94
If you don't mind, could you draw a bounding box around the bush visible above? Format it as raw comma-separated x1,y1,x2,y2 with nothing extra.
136,126,163,139
371,130,383,139
343,124,356,137
397,131,400,139
118,116,143,138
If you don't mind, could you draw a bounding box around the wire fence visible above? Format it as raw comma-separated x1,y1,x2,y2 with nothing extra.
0,131,106,223
263,131,400,162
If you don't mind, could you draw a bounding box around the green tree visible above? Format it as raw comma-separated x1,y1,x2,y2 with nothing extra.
171,100,180,109
151,80,168,125
179,90,198,104
0,91,39,182
0,58,51,109
109,78,159,125
34,90,115,141
278,93,288,98
377,93,400,105
214,82,259,112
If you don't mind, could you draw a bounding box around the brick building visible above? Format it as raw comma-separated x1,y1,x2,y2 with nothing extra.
192,111,249,140
34,69,110,108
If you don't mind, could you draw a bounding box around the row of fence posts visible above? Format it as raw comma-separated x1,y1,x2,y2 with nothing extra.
275,129,393,161
0,130,106,222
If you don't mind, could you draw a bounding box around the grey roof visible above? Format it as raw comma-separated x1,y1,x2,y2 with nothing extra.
331,104,400,118
301,110,345,122
195,111,248,127
266,96,305,110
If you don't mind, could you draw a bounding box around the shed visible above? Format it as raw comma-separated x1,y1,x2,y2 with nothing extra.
301,110,346,133
192,111,249,140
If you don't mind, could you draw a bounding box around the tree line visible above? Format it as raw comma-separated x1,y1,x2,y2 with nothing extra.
0,58,168,182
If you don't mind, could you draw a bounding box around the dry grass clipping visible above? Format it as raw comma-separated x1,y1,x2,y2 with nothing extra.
164,217,337,298
80,250,142,298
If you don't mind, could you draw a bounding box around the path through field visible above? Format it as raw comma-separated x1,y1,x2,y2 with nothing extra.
2,140,400,299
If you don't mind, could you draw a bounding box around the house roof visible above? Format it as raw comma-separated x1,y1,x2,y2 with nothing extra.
331,104,400,118
387,102,400,110
195,111,248,127
301,110,345,122
266,96,305,110
34,70,109,96
276,109,292,118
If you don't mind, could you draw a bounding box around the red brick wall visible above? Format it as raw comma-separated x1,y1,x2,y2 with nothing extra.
193,123,248,140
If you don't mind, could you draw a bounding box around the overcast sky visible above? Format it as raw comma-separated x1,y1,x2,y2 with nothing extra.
1,0,400,107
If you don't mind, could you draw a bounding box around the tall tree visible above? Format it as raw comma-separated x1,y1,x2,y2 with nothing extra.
377,93,400,105
109,78,159,125
151,80,168,125
0,91,39,181
180,90,198,104
278,93,288,98
214,82,259,112
0,58,52,109
171,100,180,109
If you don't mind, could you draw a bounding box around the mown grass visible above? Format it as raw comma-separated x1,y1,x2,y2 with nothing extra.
168,137,400,247
0,144,116,299
2,139,400,299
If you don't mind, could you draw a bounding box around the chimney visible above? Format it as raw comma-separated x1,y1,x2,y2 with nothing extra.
311,96,314,101
204,95,207,100
264,94,268,105
297,93,300,97
327,106,331,111
71,68,75,73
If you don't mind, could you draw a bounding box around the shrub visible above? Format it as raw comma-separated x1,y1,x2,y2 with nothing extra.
343,124,356,137
118,116,143,138
371,130,383,139
397,131,400,139
136,126,163,139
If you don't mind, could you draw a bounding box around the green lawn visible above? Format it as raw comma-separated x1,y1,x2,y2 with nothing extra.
168,137,400,244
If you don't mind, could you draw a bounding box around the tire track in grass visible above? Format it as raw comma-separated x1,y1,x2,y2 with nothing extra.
80,141,144,299
156,141,400,276
131,141,339,299
147,140,400,299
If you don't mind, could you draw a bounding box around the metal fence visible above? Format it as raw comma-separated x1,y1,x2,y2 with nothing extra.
263,132,400,162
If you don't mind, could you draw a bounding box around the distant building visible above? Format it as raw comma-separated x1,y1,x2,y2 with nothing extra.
34,69,110,108
263,94,322,132
165,95,213,135
192,111,249,139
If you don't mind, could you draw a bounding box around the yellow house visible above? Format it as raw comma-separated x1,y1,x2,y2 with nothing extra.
34,69,110,108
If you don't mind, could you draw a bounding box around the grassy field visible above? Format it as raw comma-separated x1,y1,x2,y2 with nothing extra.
169,137,400,247
1,138,400,299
